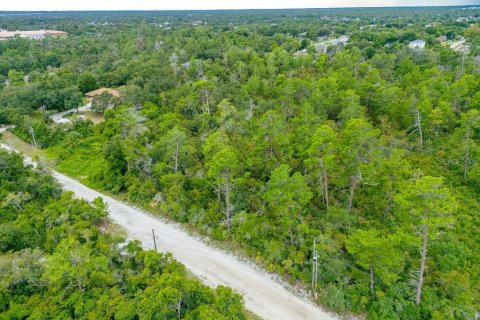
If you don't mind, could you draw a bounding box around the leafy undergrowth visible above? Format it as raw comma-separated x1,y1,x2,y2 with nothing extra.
0,150,249,320
0,132,266,320
0,131,51,165
45,136,107,186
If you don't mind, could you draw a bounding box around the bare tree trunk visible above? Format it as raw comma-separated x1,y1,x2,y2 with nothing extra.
224,170,232,233
383,191,394,218
176,298,182,320
463,126,470,180
216,182,222,208
348,173,359,212
289,227,294,246
324,170,329,211
415,108,423,147
416,226,428,306
318,158,329,211
205,90,210,115
174,143,179,174
267,135,274,160
248,99,255,119
370,264,375,299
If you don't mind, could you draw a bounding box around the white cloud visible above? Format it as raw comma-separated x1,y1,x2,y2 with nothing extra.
0,0,476,11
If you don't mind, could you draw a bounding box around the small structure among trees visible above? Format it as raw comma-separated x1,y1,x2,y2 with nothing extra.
85,88,120,113
408,39,426,50
85,88,120,100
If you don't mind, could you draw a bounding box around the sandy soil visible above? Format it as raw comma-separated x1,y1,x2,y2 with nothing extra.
0,136,338,320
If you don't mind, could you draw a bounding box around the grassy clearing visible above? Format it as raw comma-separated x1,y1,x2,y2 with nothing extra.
45,137,107,186
1,129,106,187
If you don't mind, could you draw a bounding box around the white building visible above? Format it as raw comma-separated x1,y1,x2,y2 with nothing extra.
57,118,72,124
314,35,350,53
0,29,66,41
450,39,470,54
409,39,426,50
337,35,350,44
0,31,16,41
19,30,46,40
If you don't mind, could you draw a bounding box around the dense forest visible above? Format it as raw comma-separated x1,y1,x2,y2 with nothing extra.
1,7,480,319
0,150,247,319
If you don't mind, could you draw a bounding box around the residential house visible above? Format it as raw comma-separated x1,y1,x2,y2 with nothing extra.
409,39,426,50
85,88,120,100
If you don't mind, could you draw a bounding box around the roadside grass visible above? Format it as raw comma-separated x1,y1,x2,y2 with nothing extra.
245,310,263,320
45,137,107,186
1,129,106,188
0,131,52,166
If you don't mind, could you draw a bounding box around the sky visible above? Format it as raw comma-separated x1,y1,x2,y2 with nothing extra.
0,0,477,11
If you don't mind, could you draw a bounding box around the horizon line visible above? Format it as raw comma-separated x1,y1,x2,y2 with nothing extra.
0,5,478,13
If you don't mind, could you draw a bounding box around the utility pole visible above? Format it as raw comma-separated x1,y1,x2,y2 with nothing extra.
29,127,38,148
152,229,157,252
311,238,318,298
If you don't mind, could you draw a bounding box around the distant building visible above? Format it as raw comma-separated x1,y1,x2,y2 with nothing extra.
315,43,329,53
337,35,350,44
85,88,120,100
314,35,349,53
360,24,377,30
0,29,67,41
0,31,16,41
450,39,470,54
19,30,46,40
437,35,448,42
57,118,72,124
293,49,307,57
409,39,426,50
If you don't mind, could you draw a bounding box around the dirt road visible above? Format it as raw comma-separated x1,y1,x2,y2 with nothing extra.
50,103,92,124
0,135,337,320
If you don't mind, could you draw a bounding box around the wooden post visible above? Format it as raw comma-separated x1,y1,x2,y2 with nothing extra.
312,238,318,298
152,229,157,252
314,241,318,298
311,239,315,290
